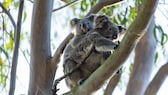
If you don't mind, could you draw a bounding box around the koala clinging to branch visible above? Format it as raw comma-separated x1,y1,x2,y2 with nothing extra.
63,14,96,88
63,14,126,89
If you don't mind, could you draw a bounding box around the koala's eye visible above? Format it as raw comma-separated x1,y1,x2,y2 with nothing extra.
108,28,112,31
79,23,82,27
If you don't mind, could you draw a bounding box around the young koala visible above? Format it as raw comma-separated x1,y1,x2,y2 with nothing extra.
63,14,96,88
63,15,126,89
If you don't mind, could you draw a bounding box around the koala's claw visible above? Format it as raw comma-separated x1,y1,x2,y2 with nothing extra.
114,44,119,49
114,41,120,49
78,79,85,85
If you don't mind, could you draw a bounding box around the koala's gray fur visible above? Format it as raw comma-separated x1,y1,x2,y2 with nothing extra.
63,14,126,89
63,14,96,88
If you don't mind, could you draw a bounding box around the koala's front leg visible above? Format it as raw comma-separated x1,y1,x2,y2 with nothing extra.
94,37,119,52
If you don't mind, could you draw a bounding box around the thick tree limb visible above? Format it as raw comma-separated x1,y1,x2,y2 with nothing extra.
9,0,24,95
86,0,124,16
65,0,159,95
126,17,156,95
144,62,168,95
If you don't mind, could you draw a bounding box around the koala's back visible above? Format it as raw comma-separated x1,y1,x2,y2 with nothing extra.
81,50,110,76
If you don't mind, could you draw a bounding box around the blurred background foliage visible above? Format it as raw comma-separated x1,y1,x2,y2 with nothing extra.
0,0,168,94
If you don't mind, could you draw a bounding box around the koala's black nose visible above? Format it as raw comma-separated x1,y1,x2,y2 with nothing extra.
112,32,118,39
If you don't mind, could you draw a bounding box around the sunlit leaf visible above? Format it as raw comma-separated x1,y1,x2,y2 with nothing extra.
81,0,88,12
129,64,133,72
20,33,24,40
112,17,118,24
154,52,158,64
23,11,27,22
0,58,3,66
14,1,19,8
154,25,168,46
3,0,13,9
117,14,122,22
154,25,159,42
161,33,168,46
5,39,14,51
65,0,71,3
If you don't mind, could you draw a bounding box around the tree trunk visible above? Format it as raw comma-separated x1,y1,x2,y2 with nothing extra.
28,0,54,95
126,17,156,95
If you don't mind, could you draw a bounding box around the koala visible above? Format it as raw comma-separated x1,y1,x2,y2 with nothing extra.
63,14,96,88
63,14,126,89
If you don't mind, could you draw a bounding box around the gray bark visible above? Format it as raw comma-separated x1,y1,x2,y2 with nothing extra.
126,17,156,95
28,0,54,95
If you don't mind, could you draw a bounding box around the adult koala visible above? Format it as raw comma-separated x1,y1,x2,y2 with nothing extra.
63,14,126,89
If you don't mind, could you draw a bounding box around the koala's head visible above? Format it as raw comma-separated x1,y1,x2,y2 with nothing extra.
70,14,96,35
95,15,126,40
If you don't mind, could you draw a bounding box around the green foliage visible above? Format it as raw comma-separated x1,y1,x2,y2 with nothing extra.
65,0,71,3
154,25,168,46
3,0,13,9
0,0,29,93
23,11,27,22
154,52,158,64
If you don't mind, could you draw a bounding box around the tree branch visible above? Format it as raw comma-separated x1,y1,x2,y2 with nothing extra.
9,0,24,95
0,2,16,29
126,16,156,95
86,0,124,16
104,70,122,95
52,0,82,12
144,62,168,95
65,0,159,95
52,33,73,65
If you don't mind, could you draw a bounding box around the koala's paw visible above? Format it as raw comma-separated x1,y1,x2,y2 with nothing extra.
114,41,120,49
116,67,122,74
78,79,85,85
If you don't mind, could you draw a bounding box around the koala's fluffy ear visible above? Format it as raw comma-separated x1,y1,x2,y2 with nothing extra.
70,18,80,28
87,14,97,22
118,25,127,34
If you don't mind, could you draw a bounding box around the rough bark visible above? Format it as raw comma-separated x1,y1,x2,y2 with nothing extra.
126,17,156,95
28,0,54,95
65,0,159,95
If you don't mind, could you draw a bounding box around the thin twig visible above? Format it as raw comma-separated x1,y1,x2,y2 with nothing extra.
52,0,82,12
86,0,124,16
9,0,24,95
27,0,34,3
0,2,16,29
